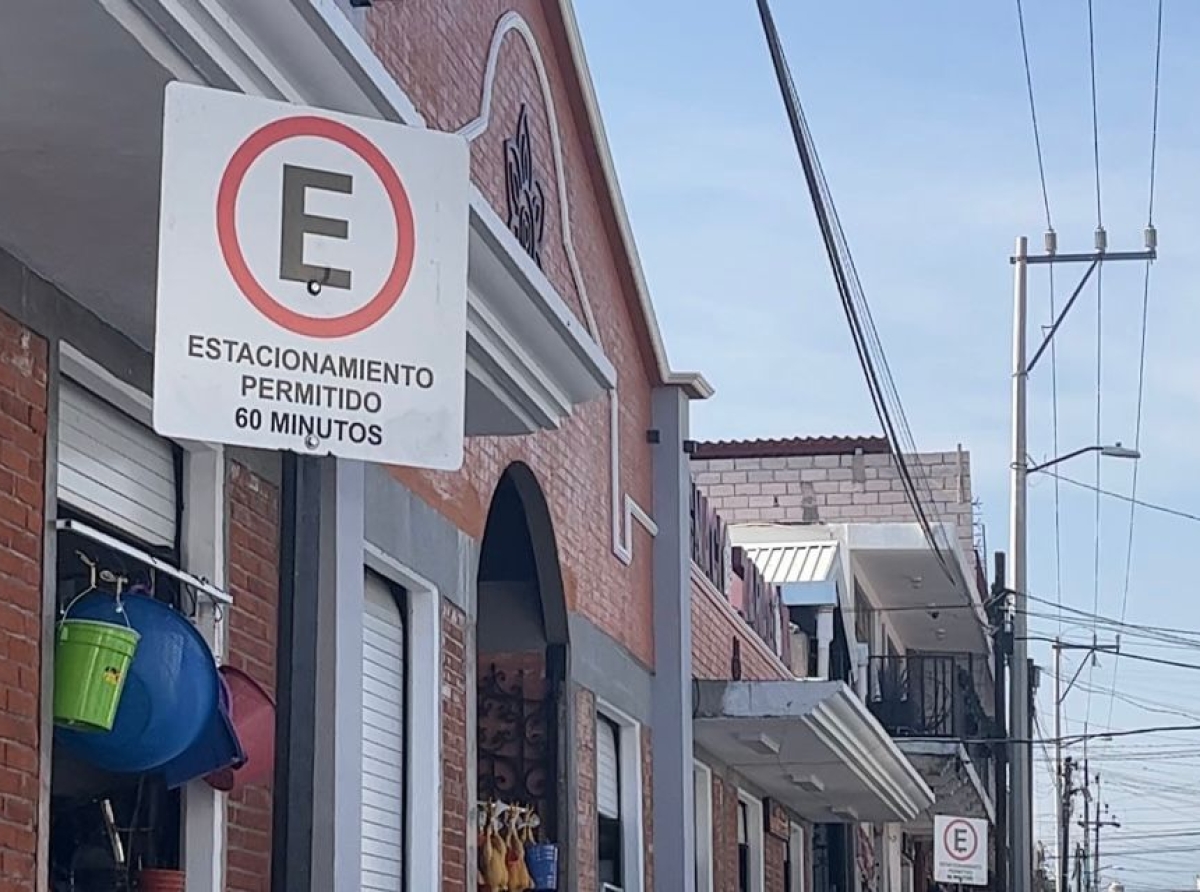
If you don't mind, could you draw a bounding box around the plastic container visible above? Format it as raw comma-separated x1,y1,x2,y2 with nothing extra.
53,618,140,732
526,844,558,890
203,666,275,793
56,593,219,773
161,671,244,789
136,868,186,891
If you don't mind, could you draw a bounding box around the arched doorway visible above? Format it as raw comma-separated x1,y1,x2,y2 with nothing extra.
476,464,568,859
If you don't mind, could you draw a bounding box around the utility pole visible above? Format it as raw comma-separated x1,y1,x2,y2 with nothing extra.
1055,638,1064,888
1059,756,1074,892
991,553,1010,892
1007,229,1155,892
1052,637,1119,892
1079,773,1119,892
1009,234,1032,892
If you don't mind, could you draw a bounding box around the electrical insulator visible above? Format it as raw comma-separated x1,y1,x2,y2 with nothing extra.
1094,227,1108,252
1145,225,1158,251
1044,230,1058,255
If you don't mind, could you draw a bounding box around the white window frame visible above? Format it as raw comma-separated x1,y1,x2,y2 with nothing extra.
737,789,765,892
364,543,442,892
54,344,229,892
596,700,646,892
693,761,714,892
789,823,806,892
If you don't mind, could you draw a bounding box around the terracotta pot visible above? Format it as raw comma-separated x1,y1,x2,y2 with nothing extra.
137,868,186,892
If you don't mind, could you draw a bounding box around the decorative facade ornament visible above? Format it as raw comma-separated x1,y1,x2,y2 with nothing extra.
504,104,546,267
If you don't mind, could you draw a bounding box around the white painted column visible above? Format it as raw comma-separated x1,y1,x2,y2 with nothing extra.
181,446,227,892
854,643,870,700
313,458,366,892
816,607,834,679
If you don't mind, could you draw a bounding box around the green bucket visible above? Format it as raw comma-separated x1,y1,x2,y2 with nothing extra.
53,619,141,732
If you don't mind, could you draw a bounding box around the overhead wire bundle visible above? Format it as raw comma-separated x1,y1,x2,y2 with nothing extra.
752,0,964,594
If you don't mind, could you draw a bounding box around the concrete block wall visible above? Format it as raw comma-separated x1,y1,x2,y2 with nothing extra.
691,445,978,571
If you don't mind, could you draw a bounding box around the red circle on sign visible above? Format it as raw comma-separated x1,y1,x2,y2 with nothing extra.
942,819,978,862
216,115,416,339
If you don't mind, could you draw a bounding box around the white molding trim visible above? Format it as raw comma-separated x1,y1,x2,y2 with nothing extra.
596,700,646,892
458,11,655,566
59,343,153,426
789,823,806,892
363,543,442,892
736,788,766,892
693,760,714,892
457,11,598,336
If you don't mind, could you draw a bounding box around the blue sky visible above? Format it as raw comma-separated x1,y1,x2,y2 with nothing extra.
576,2,1200,888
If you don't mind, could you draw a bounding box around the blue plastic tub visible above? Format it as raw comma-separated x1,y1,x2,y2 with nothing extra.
56,593,220,774
160,670,245,789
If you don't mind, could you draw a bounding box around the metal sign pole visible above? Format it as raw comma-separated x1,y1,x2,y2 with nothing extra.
271,452,323,892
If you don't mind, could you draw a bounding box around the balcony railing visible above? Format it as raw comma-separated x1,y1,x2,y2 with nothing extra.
690,482,791,668
866,654,991,740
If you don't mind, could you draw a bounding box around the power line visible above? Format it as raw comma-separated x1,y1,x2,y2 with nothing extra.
1015,0,1053,230
1086,0,1103,227
752,0,963,591
1035,470,1200,525
1111,0,1165,730
1083,0,1105,747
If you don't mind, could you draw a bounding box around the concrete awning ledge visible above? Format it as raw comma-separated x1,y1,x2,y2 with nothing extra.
893,740,995,836
693,680,935,824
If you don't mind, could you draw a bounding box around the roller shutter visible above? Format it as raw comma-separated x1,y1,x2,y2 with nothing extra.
362,572,406,890
57,379,176,548
597,716,620,820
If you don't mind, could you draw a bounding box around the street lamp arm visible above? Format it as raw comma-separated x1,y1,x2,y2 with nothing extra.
1027,446,1101,474
1026,444,1140,474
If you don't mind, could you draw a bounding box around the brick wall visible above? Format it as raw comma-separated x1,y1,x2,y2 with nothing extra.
691,569,791,683
0,311,46,891
225,460,280,892
574,686,597,892
369,0,658,669
692,448,977,573
711,774,738,892
442,601,469,892
706,774,794,892
765,835,786,892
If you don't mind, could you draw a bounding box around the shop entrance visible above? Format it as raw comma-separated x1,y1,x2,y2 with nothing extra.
475,464,568,887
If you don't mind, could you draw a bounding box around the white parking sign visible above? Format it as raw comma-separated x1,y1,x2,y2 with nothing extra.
934,815,989,886
153,82,469,469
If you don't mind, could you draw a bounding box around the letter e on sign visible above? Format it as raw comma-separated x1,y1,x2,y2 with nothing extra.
933,816,989,887
153,82,469,470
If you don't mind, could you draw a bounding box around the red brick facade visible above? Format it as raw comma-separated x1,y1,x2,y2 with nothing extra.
363,5,668,890
691,570,791,683
693,557,799,892
0,311,46,892
442,601,469,892
224,460,280,892
369,1,658,670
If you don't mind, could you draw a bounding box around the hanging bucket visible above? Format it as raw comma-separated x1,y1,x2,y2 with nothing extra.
56,593,219,774
526,844,558,890
53,618,140,732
